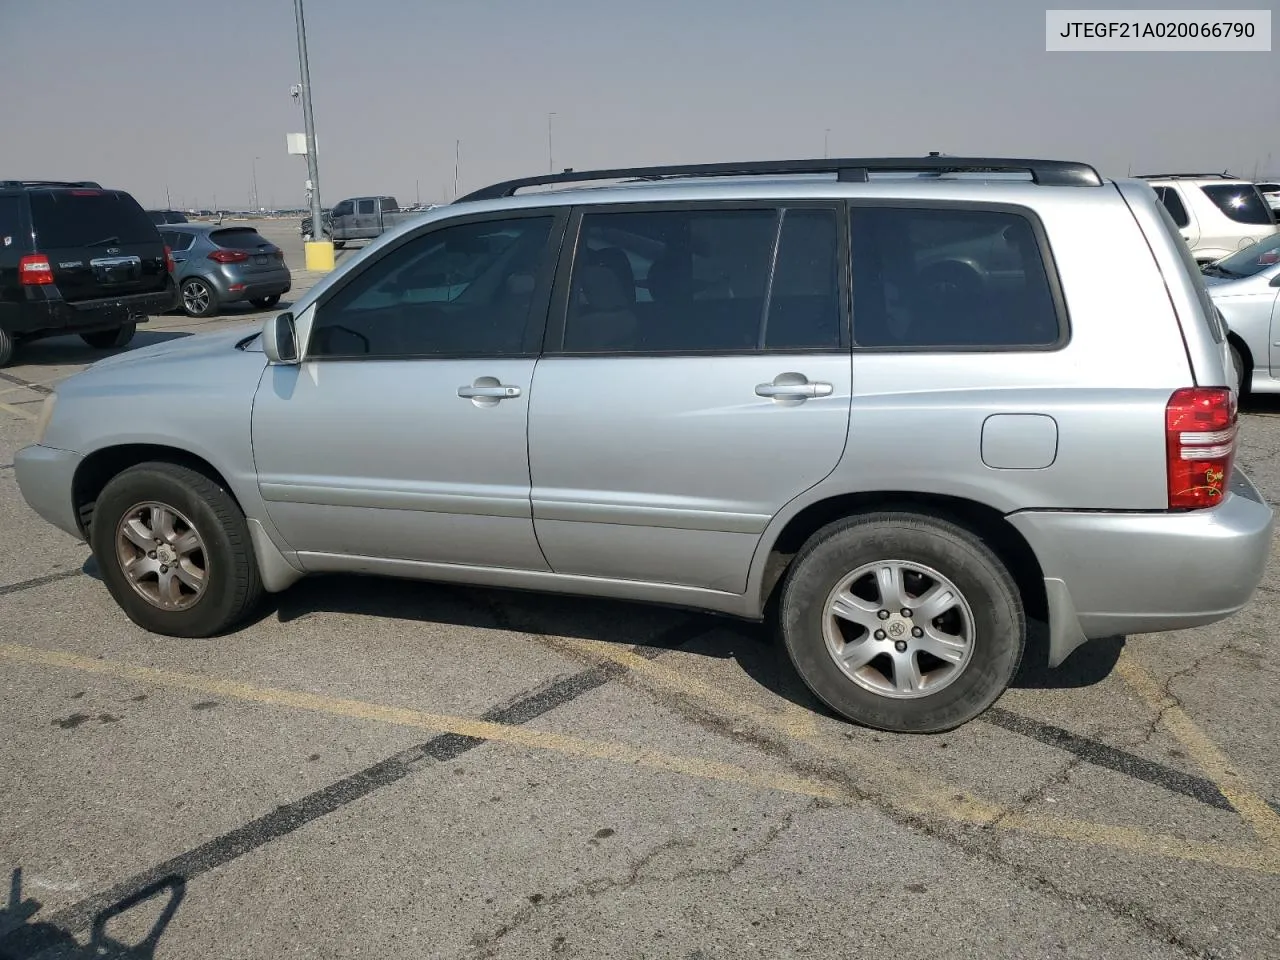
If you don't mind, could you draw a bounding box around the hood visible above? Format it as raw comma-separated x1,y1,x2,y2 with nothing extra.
86,327,260,371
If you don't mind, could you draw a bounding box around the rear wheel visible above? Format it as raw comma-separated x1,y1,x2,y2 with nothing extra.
89,462,263,637
80,322,137,350
0,328,13,368
779,513,1025,733
249,294,281,310
180,278,218,318
333,241,346,250
1230,342,1247,398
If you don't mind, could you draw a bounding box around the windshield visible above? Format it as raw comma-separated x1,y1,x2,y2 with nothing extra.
1212,233,1280,278
31,190,158,247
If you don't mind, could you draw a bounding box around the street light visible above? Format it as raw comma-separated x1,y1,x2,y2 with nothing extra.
294,0,330,268
251,156,261,212
824,129,830,159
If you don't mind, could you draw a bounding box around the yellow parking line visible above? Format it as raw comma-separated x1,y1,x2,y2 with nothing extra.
1115,651,1280,848
2,640,1277,875
0,401,36,421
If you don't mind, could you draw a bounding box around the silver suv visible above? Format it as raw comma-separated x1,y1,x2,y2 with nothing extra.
14,156,1274,733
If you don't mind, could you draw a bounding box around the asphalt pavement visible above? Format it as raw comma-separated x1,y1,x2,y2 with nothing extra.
0,219,1277,959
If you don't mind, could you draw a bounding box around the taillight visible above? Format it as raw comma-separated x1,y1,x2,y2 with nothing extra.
164,245,175,273
273,249,284,261
19,254,54,286
1166,387,1237,510
208,249,249,263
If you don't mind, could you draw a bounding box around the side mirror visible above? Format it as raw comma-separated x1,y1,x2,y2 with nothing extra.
1270,273,1280,288
262,312,299,364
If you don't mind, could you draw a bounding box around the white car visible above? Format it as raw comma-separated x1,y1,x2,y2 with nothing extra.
1139,174,1277,265
1204,232,1280,395
1256,182,1280,213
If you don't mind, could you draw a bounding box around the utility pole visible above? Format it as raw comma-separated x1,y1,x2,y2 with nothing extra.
824,129,830,159
454,139,461,198
294,0,326,257
165,185,171,208
548,112,556,174
251,156,261,212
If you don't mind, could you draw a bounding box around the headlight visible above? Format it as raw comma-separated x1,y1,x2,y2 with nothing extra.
33,393,57,445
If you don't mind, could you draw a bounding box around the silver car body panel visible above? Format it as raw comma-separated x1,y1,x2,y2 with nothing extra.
14,171,1272,671
1206,265,1280,393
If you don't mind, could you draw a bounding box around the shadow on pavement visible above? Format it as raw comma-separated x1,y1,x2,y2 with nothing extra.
0,868,185,960
12,331,191,368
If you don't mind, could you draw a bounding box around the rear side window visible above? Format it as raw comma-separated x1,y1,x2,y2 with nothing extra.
380,197,397,212
211,228,269,250
561,206,843,354
1201,184,1275,225
849,206,1062,349
357,199,376,215
1154,187,1190,228
0,196,23,246
29,190,157,247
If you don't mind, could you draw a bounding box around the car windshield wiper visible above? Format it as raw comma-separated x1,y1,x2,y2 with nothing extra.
86,235,121,247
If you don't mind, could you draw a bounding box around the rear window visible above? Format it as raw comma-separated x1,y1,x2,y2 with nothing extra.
30,190,157,247
849,206,1062,349
210,228,270,250
1200,184,1276,225
1150,198,1227,343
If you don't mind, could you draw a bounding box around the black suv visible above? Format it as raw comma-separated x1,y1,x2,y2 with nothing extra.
0,181,178,367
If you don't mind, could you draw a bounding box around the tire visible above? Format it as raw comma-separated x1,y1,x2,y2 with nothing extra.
779,512,1025,734
89,462,263,638
80,322,137,350
249,295,281,310
333,241,346,250
1230,342,1247,399
0,328,13,368
180,277,218,318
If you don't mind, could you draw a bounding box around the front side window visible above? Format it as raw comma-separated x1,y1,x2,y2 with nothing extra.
1201,184,1276,225
333,201,354,217
1154,186,1190,228
850,206,1062,349
561,206,842,353
309,216,555,359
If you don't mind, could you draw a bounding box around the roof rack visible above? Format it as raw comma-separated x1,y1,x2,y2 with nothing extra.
1134,172,1239,180
0,179,103,189
455,155,1104,203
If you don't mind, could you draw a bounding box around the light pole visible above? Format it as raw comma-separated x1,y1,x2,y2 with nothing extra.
294,0,327,265
251,156,261,212
454,139,461,198
547,112,556,174
824,129,830,159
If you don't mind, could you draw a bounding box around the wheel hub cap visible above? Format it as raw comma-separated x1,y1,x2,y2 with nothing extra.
115,501,208,611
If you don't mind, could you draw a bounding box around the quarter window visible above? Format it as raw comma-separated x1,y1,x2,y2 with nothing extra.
1154,186,1190,228
561,206,842,353
850,206,1062,349
309,216,555,359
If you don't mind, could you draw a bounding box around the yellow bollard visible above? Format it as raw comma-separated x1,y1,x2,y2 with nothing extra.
304,240,335,272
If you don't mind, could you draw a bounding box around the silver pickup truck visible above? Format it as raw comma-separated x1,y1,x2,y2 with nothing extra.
300,196,437,247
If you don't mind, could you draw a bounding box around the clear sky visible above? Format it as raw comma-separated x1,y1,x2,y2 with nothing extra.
1,0,1276,209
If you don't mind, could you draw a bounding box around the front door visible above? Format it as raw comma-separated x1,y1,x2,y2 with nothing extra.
527,202,852,593
252,210,565,570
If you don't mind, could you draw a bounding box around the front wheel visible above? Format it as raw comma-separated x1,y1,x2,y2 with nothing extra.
80,322,137,350
89,462,263,637
779,513,1025,733
180,278,218,318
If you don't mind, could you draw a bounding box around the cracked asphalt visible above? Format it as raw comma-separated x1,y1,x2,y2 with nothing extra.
1,222,1279,959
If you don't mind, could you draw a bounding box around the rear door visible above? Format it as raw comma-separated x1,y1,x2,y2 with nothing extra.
527,201,852,593
352,198,379,239
28,189,167,305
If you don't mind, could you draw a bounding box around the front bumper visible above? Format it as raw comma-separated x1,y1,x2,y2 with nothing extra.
1009,468,1275,665
14,444,85,541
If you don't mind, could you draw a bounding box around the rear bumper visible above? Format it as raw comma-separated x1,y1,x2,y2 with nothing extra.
14,443,84,541
205,269,292,303
3,286,176,336
1008,468,1274,665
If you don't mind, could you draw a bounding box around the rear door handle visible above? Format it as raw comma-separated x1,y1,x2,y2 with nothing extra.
458,378,522,402
755,375,833,400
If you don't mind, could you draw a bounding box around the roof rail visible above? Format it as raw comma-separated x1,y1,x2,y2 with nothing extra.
455,155,1104,203
1133,172,1239,180
0,179,103,189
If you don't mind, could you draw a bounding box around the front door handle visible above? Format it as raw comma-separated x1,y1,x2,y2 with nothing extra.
755,373,833,401
458,377,522,406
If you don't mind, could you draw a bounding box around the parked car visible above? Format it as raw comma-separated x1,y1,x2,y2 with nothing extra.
158,224,291,318
0,179,177,367
147,210,189,225
1138,174,1277,264
300,196,424,247
1203,232,1280,396
13,156,1273,733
